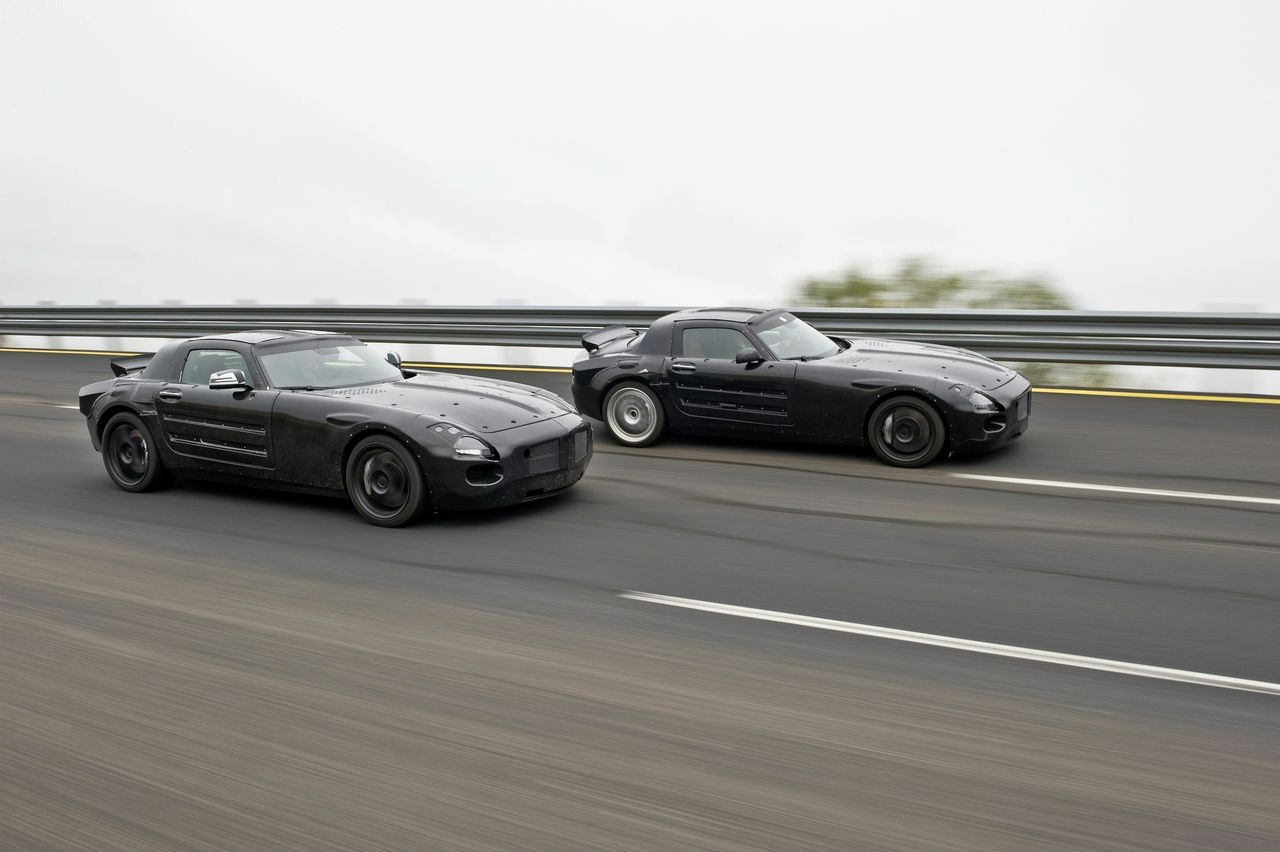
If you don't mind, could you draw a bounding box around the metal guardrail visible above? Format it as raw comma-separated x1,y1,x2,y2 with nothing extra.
3,305,1280,369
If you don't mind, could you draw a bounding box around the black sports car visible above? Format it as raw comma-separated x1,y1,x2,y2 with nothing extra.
79,330,592,526
571,307,1031,467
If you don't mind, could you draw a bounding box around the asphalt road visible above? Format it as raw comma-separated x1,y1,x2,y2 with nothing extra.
2,351,1278,851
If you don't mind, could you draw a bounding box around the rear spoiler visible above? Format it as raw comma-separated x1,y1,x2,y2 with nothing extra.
581,325,638,354
110,354,154,377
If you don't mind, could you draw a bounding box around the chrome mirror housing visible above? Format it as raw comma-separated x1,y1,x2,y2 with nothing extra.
209,368,252,390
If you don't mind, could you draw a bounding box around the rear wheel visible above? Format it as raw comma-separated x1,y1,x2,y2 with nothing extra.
101,411,170,492
867,395,947,467
344,435,429,527
603,382,666,447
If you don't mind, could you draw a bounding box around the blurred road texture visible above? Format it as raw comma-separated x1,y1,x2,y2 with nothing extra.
2,352,1278,850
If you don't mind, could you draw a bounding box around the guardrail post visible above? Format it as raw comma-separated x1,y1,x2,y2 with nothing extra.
37,301,62,350
98,300,121,351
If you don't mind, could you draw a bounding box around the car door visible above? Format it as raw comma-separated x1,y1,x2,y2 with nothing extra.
155,346,279,471
665,323,797,431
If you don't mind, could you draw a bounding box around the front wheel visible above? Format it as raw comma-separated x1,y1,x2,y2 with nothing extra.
101,412,170,492
344,435,429,527
867,395,947,467
603,382,666,447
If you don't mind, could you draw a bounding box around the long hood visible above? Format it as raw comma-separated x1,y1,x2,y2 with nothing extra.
312,373,575,433
823,338,1019,390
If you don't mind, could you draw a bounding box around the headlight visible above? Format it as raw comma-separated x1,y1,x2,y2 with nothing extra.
453,435,497,459
967,390,998,412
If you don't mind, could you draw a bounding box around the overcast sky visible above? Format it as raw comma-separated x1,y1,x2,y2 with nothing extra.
2,1,1276,310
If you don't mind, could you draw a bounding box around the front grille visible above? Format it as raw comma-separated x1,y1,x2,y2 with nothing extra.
525,440,560,475
524,427,590,476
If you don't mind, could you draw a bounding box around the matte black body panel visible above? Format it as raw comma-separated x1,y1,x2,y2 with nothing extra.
157,384,279,471
572,309,1031,457
80,331,592,515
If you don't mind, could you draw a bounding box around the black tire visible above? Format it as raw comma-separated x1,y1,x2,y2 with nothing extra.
101,411,171,492
602,381,666,447
344,435,429,527
867,395,947,467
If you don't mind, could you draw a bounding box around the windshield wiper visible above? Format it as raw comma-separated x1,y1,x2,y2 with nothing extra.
278,385,319,391
784,349,838,363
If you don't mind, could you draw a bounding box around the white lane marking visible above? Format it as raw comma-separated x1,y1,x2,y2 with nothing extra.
9,402,81,410
952,473,1280,507
620,592,1280,696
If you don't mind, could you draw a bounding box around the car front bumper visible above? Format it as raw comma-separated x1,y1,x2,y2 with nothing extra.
948,378,1032,454
426,415,593,511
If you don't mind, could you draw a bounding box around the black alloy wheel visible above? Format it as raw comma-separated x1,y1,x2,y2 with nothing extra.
101,411,170,492
344,435,429,527
867,395,947,467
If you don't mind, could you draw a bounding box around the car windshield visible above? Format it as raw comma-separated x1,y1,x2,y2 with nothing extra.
753,312,840,361
258,341,404,389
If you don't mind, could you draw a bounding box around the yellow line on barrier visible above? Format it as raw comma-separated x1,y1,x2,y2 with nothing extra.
404,362,573,374
1033,387,1280,404
4,348,1277,402
1,347,144,357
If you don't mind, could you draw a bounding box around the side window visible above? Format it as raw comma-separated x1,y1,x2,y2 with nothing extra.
180,349,249,386
680,327,753,360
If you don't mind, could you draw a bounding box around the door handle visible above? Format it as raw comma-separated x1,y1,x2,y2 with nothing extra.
670,362,697,374
157,390,183,403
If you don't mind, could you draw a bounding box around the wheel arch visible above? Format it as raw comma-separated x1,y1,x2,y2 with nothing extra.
863,389,952,448
96,404,145,443
340,426,428,481
600,373,667,415
340,426,434,524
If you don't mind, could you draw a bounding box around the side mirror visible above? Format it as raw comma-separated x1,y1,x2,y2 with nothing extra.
386,351,415,378
734,347,764,364
209,368,252,390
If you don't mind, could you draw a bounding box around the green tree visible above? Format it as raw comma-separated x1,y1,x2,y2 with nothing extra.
797,257,1108,387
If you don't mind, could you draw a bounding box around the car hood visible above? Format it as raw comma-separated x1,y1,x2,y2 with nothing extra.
822,337,1019,390
312,373,575,433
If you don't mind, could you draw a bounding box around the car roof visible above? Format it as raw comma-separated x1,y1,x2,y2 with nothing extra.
666,307,771,323
190,329,352,347
631,307,784,355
